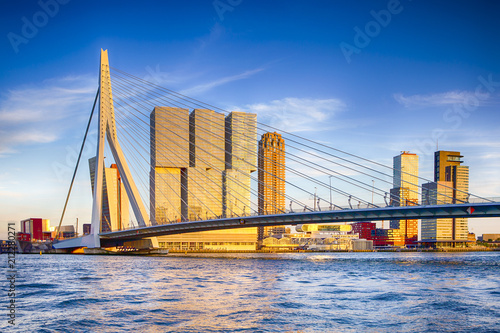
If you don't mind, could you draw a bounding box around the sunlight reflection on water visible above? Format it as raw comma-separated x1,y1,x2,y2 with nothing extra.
2,252,499,332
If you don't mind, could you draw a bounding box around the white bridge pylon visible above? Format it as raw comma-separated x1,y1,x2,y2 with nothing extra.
89,49,149,248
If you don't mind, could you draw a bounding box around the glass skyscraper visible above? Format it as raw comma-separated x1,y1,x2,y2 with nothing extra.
390,151,419,245
421,150,469,247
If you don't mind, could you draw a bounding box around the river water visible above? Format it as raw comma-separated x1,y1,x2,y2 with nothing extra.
2,252,499,332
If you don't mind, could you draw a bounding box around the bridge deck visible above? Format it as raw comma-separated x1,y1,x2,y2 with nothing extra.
89,202,500,246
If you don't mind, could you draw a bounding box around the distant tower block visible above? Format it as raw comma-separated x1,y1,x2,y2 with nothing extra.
390,151,419,245
422,150,470,248
258,132,286,241
89,157,130,232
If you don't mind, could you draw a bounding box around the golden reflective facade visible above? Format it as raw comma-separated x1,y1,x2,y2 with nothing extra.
434,150,462,182
223,111,257,217
390,152,418,245
423,151,469,246
151,108,258,250
258,132,286,240
89,157,129,231
187,109,225,220
297,224,351,232
393,152,419,204
150,107,190,223
421,181,455,241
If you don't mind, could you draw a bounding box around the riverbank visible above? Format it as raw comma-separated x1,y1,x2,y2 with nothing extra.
6,243,499,255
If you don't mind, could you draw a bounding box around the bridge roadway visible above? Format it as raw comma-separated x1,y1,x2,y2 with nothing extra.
86,202,500,247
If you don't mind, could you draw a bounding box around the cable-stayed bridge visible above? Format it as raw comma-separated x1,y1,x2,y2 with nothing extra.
54,50,500,250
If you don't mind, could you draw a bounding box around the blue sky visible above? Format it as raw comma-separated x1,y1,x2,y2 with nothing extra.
1,0,499,239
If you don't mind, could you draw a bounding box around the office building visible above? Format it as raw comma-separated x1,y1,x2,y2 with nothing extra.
422,149,470,248
150,106,190,223
20,218,50,241
151,108,258,250
351,221,376,240
223,111,257,217
258,132,286,241
275,224,358,251
434,150,463,182
187,109,225,220
421,181,454,244
481,234,500,242
58,225,75,239
371,228,404,247
390,151,419,245
89,157,129,232
434,151,469,246
83,223,92,235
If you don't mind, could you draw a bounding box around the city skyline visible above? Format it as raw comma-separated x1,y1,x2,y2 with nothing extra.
1,1,499,239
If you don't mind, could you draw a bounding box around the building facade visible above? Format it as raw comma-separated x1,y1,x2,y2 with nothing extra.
150,106,190,223
89,157,129,232
20,218,50,241
421,151,470,247
223,111,257,217
390,151,419,245
434,150,463,182
351,221,376,240
151,108,258,250
258,132,286,241
268,224,358,251
371,228,404,247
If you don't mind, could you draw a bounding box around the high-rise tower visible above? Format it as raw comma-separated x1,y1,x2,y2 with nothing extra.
434,151,463,182
187,109,225,220
150,108,258,251
150,106,190,224
89,157,129,232
223,111,257,217
422,150,469,247
258,132,286,240
389,151,419,245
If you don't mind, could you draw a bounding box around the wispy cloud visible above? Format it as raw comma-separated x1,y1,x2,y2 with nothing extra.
196,23,225,51
394,90,489,108
236,97,346,132
180,68,264,95
0,75,95,157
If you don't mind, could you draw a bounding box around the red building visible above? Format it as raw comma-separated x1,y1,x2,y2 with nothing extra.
17,233,31,242
20,218,50,241
42,232,53,241
351,222,376,240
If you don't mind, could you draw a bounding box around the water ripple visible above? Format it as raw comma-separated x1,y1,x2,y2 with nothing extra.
1,252,499,332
